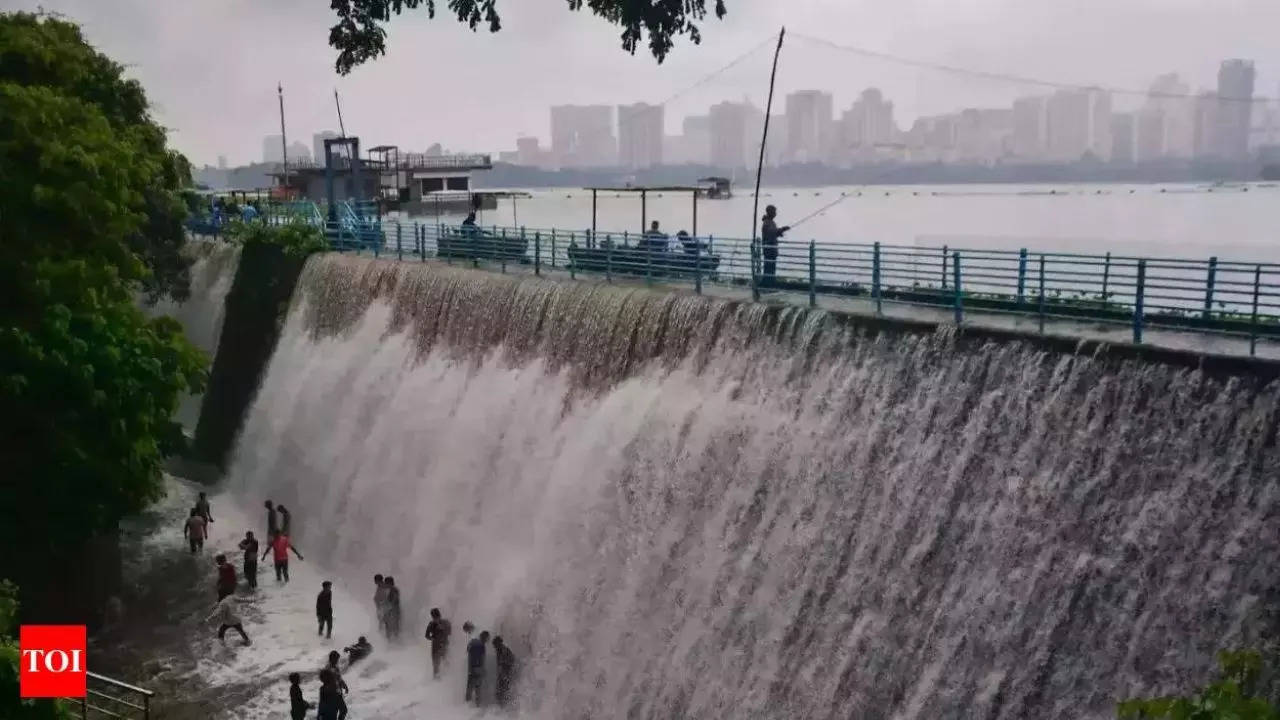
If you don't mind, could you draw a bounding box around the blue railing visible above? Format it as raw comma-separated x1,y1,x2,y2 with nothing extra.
193,213,1280,356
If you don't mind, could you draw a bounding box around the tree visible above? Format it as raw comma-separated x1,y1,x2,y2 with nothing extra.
328,0,728,74
1117,650,1280,719
0,12,194,302
0,12,206,622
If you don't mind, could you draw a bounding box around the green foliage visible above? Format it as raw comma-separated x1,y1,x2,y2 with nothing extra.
1118,650,1280,720
0,11,193,302
328,0,728,74
0,11,206,611
227,221,328,258
0,581,76,720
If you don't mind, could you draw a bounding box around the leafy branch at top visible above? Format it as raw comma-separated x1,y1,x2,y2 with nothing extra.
327,0,727,75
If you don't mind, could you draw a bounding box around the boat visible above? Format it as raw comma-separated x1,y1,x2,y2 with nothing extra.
698,176,733,199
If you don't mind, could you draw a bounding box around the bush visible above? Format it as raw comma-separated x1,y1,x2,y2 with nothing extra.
226,220,328,259
1118,650,1280,719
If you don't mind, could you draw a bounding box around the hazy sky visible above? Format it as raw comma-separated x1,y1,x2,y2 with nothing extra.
5,0,1278,165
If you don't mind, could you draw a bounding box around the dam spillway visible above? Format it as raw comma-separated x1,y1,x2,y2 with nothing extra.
216,252,1280,719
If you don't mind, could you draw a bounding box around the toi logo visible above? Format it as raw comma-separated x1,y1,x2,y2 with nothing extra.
19,625,87,698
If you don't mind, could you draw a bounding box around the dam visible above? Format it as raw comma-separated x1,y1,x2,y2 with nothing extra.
155,242,1280,718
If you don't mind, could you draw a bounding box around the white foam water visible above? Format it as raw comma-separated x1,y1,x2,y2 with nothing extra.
221,254,1280,719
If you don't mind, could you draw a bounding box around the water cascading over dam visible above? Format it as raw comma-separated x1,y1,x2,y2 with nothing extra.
226,252,1280,719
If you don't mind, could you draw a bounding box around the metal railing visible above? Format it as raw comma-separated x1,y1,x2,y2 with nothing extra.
66,671,154,719
199,215,1280,356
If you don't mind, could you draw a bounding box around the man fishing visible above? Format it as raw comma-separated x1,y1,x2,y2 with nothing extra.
759,204,790,288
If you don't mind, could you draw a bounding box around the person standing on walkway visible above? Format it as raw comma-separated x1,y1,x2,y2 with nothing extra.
288,672,313,720
316,581,334,639
205,594,250,645
383,577,402,641
264,500,278,538
194,492,214,526
373,574,388,637
183,509,206,553
262,531,304,582
465,631,489,706
238,531,259,590
215,553,237,602
493,636,516,708
424,608,452,679
759,204,790,288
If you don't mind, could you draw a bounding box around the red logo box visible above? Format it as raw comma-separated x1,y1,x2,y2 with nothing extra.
19,625,87,698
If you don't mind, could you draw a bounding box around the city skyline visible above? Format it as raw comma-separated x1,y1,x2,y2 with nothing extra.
11,0,1279,168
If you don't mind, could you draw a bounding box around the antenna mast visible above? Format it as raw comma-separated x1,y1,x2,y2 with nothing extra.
278,83,290,189
334,89,347,137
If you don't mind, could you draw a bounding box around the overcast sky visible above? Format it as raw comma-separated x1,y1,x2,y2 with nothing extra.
5,0,1277,165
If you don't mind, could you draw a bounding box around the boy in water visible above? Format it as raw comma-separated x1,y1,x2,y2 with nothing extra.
316,580,334,638
238,531,259,590
194,491,214,525
288,672,313,720
324,650,350,694
215,554,237,602
262,531,304,582
373,574,388,637
183,509,206,553
344,636,373,667
317,669,348,720
424,608,452,679
465,631,489,706
205,594,250,645
383,576,402,640
494,636,516,708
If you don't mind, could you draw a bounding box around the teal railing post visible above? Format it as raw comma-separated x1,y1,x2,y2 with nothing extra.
751,242,760,302
569,232,576,280
1249,265,1261,356
1134,258,1147,344
1102,251,1112,301
645,241,653,285
1038,255,1046,334
534,231,541,276
396,222,402,261
952,250,963,324
373,224,380,258
941,245,949,289
872,241,882,315
694,240,703,295
606,234,613,282
1016,248,1028,306
808,240,816,308
1203,256,1218,321
551,229,557,269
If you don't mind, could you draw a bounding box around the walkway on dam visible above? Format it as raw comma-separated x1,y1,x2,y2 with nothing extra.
340,247,1280,363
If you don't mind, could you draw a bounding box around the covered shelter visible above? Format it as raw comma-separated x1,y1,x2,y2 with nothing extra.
582,185,703,249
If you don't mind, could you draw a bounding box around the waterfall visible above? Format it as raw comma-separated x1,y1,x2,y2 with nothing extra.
227,252,1280,719
145,239,241,428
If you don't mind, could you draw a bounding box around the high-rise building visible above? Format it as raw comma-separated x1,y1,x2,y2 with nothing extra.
617,103,664,169
836,88,896,162
784,90,833,163
217,155,228,169
550,105,616,168
313,131,340,164
1110,113,1135,164
1193,90,1219,157
263,134,283,163
1046,88,1111,161
682,115,711,165
1011,96,1048,160
287,141,311,164
709,101,751,169
954,108,1013,164
516,137,541,166
1213,59,1255,160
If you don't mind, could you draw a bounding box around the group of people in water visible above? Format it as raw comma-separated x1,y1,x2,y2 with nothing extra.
185,493,519,717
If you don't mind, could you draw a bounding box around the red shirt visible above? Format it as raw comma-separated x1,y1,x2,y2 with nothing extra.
218,563,237,591
272,534,291,562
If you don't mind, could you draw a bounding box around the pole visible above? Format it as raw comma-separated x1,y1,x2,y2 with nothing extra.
334,89,347,137
591,189,598,248
873,241,882,314
692,190,699,238
952,251,963,325
1203,256,1218,321
750,27,786,303
277,83,290,190
1016,248,1027,306
808,240,816,308
1038,255,1046,334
